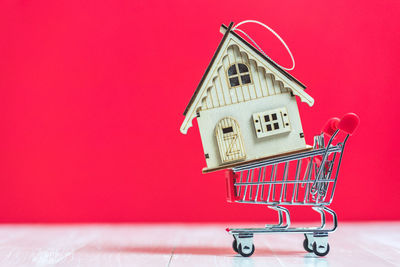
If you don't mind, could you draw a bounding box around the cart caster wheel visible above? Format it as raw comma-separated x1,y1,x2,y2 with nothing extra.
312,242,330,257
303,235,313,253
232,239,238,253
238,243,255,257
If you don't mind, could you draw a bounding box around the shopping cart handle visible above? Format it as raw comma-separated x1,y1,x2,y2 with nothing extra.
322,117,340,137
338,113,360,135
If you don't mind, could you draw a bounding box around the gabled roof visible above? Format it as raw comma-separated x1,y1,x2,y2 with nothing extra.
183,22,309,116
180,22,314,134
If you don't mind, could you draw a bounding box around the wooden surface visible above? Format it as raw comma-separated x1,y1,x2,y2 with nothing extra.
0,222,398,266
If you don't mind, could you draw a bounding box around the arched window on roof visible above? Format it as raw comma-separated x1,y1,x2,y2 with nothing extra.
227,63,252,88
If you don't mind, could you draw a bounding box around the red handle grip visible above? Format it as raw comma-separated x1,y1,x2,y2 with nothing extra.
322,117,340,136
338,113,360,135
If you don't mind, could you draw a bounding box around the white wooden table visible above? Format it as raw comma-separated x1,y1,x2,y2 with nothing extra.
0,222,398,266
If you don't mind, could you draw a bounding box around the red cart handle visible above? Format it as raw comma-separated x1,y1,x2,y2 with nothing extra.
322,117,340,137
225,170,237,203
338,113,360,135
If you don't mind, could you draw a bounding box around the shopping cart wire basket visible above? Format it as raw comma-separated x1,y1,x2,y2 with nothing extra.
225,113,360,257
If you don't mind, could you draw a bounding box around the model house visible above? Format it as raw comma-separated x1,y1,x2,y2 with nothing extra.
180,22,314,172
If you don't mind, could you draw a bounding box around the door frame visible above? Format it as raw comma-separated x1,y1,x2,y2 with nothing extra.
215,116,246,164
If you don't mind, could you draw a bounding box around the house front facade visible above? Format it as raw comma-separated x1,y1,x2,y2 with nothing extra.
180,23,314,172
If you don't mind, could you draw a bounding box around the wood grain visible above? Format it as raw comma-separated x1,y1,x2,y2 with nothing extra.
0,223,398,266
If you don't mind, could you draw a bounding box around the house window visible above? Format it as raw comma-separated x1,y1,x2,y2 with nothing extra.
227,63,252,88
252,107,291,138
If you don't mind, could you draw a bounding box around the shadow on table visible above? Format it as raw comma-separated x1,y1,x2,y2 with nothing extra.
83,244,306,257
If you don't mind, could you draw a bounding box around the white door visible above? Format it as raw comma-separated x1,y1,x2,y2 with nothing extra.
215,117,246,164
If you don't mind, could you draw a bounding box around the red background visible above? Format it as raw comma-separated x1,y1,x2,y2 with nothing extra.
0,0,399,222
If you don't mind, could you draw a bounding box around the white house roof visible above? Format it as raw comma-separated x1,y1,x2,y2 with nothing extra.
180,22,314,134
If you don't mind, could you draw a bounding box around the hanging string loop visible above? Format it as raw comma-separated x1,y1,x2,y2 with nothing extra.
232,20,295,71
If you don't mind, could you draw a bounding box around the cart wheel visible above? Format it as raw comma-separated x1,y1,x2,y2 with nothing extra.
303,235,313,253
232,239,238,253
312,242,330,257
238,243,255,257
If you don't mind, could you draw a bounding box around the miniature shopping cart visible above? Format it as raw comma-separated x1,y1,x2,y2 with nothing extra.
225,113,359,257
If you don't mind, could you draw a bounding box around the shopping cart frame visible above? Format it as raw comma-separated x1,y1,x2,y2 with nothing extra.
225,113,359,257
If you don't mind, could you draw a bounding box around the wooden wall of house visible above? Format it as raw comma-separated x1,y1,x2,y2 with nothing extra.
200,44,290,111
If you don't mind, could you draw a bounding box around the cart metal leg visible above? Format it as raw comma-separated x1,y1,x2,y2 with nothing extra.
227,205,337,257
265,205,290,229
